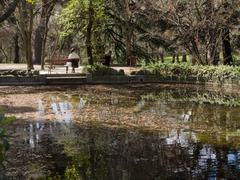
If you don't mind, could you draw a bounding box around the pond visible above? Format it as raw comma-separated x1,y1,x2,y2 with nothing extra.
0,85,240,179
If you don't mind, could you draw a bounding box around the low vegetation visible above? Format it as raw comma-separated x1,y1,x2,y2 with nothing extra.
84,64,125,76
132,62,240,82
0,70,40,77
0,107,15,172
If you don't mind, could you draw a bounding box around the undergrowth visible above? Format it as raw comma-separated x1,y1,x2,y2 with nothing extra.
133,62,240,81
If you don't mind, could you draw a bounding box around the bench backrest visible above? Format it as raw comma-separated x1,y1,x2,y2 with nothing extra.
45,58,68,65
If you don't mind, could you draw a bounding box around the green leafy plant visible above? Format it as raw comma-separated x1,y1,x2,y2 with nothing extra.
0,107,15,169
135,62,240,82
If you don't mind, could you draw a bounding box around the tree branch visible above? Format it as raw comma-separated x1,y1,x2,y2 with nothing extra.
0,0,20,23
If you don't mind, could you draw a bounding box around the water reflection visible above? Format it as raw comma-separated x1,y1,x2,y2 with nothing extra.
3,86,240,179
24,122,44,149
51,101,72,125
8,120,240,179
36,100,45,121
79,98,87,110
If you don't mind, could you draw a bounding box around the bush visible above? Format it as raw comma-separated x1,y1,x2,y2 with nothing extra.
135,62,240,82
84,64,125,76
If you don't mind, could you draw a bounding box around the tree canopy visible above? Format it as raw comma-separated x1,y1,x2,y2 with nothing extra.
0,0,240,67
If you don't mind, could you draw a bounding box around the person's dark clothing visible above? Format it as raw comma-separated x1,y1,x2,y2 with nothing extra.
66,58,79,68
102,54,111,67
71,59,79,68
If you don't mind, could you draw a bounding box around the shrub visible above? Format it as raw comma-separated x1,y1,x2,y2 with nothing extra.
84,64,125,76
137,62,240,82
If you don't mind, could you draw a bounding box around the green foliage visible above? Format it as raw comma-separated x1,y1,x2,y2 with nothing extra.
64,164,81,180
135,62,240,82
0,107,15,169
85,64,125,76
26,0,35,4
58,0,106,60
141,92,240,107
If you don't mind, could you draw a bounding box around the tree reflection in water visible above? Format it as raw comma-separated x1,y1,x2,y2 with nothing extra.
2,87,240,179
6,121,240,179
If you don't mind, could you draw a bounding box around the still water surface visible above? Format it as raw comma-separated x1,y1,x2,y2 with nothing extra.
1,85,240,179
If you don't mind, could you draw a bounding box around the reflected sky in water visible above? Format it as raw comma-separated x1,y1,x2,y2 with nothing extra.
3,86,240,179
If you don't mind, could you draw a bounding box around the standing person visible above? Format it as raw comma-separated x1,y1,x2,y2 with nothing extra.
66,48,80,73
102,50,112,67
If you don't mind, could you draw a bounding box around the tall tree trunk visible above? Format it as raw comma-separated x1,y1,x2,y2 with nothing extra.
18,0,34,69
172,54,175,63
182,53,187,62
222,28,233,65
207,26,220,65
26,4,34,69
86,0,94,65
208,48,220,66
35,0,57,69
160,52,164,63
172,52,179,63
13,32,20,63
34,25,45,65
41,30,48,70
190,39,204,65
125,25,134,66
26,35,33,69
0,45,8,62
123,0,134,66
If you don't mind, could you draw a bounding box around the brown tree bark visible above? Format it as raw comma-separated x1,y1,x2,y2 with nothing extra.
13,32,20,63
0,0,19,23
34,0,57,69
18,0,34,69
182,53,187,63
125,25,134,66
34,25,44,65
123,0,134,66
222,28,233,65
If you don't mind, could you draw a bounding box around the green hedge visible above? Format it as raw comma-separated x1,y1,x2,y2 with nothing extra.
132,62,240,82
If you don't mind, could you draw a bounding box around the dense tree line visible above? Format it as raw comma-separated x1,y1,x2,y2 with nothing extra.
0,0,240,69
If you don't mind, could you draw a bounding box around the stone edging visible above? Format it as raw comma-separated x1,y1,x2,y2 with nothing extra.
0,75,239,89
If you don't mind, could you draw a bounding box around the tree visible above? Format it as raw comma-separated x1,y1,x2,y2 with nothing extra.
220,1,239,65
17,0,35,69
105,0,141,65
58,0,106,65
86,0,94,65
149,0,240,65
105,0,174,64
0,0,20,23
34,0,57,69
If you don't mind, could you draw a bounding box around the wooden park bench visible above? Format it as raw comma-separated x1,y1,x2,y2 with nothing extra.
45,57,68,74
45,58,67,66
45,57,79,74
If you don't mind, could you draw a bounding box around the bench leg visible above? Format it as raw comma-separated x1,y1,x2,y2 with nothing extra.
66,66,68,73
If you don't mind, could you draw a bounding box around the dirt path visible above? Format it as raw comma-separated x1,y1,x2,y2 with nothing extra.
0,64,139,75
